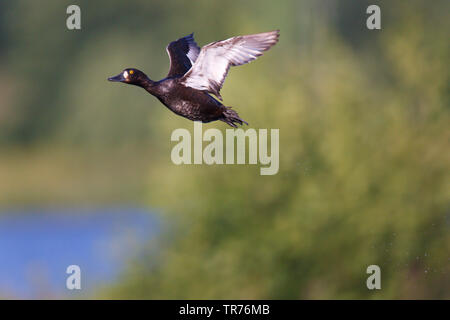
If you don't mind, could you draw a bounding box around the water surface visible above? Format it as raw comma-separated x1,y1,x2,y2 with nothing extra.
0,208,159,298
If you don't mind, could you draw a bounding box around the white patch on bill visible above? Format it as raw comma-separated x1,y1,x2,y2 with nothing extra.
123,70,129,79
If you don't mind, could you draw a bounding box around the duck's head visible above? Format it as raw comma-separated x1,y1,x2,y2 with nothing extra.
108,68,148,87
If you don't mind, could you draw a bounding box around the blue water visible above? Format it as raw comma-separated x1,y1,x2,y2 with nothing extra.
0,208,159,299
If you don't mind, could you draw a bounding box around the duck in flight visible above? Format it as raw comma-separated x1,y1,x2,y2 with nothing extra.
108,31,279,127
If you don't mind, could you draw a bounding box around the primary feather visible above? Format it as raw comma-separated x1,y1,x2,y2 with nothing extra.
180,30,279,100
166,33,201,78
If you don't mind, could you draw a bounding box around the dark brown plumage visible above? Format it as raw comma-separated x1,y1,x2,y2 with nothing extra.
108,31,279,127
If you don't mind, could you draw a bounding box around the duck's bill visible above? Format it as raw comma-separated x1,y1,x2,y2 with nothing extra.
108,73,125,82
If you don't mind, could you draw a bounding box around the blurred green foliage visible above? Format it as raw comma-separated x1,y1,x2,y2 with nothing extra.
0,0,448,298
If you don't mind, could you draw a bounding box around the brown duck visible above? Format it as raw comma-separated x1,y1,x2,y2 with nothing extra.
108,31,279,127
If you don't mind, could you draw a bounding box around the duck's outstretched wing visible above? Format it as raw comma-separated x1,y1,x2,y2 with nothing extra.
166,33,201,78
180,30,279,100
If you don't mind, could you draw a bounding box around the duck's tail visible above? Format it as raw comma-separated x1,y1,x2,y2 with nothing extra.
220,106,248,128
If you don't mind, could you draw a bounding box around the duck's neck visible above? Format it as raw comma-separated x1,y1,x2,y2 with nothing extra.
139,77,158,95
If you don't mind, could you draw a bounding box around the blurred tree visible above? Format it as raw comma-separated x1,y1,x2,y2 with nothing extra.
102,0,449,299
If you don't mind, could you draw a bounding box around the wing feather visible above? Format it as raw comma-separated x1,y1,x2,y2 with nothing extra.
180,30,279,100
166,33,201,78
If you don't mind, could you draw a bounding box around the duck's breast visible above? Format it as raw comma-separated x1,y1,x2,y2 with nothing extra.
164,84,223,121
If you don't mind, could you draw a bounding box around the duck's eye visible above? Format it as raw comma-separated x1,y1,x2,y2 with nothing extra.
129,70,134,75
